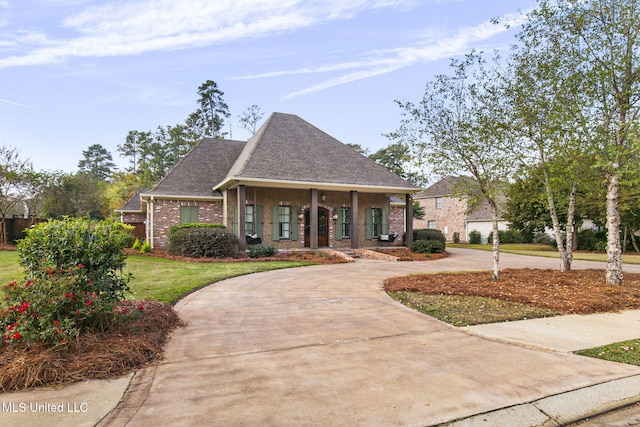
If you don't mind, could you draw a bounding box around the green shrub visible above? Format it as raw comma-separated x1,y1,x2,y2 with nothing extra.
413,229,446,246
488,230,528,244
248,244,277,258
411,239,445,254
168,226,238,258
168,223,226,237
140,240,151,254
469,230,482,244
452,232,460,243
3,218,134,347
577,229,607,251
131,238,141,250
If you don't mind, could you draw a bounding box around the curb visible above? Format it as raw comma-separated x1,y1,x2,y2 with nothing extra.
438,374,640,426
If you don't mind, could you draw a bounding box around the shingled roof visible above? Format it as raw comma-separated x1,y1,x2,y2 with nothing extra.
414,176,469,199
144,138,245,198
220,113,418,192
137,113,418,202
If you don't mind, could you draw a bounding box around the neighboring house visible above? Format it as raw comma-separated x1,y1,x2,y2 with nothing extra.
118,113,419,250
115,189,148,241
414,176,508,243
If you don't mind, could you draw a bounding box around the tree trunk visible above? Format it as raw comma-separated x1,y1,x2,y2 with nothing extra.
542,166,570,271
605,173,623,285
491,202,500,281
563,182,577,272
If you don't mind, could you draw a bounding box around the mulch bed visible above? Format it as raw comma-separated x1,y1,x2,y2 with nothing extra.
384,268,640,314
375,248,449,261
126,248,350,264
0,300,184,392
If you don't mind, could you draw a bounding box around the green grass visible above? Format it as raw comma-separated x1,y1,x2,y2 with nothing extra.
388,291,558,327
0,251,309,306
447,243,640,264
123,256,309,305
0,251,21,286
576,339,640,366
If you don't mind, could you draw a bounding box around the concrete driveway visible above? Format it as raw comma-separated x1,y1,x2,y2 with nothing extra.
99,248,640,426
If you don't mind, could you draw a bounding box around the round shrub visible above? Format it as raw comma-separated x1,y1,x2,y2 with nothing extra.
468,230,482,244
248,244,277,258
168,226,238,258
2,218,134,347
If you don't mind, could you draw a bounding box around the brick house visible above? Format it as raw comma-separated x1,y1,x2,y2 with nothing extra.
118,113,418,250
414,176,507,243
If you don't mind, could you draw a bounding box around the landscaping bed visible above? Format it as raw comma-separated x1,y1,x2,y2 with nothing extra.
0,300,183,391
374,248,448,261
126,248,350,264
384,268,640,315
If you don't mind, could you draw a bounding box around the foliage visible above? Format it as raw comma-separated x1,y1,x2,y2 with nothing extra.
168,222,225,237
238,104,264,135
452,232,460,244
77,144,116,182
1,218,134,347
516,0,640,284
369,142,427,186
18,218,133,300
0,145,32,244
577,229,608,252
413,229,446,247
131,238,141,251
248,244,277,258
412,201,424,220
168,226,238,258
411,239,444,254
192,80,231,138
488,230,529,244
40,172,110,219
392,52,513,280
139,240,151,254
469,230,482,244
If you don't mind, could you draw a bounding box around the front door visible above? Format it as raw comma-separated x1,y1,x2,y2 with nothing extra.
304,207,329,247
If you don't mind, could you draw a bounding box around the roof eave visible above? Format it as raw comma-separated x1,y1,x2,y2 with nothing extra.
140,193,223,201
216,177,419,194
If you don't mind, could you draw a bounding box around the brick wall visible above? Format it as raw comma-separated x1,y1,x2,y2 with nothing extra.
415,196,467,242
152,199,223,248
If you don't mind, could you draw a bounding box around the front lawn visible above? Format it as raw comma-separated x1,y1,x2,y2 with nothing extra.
576,340,640,366
448,243,640,264
0,250,310,306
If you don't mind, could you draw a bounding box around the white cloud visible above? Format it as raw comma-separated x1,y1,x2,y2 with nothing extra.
0,97,36,109
0,0,415,68
275,11,528,99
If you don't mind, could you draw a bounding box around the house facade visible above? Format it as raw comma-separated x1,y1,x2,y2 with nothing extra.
119,113,418,250
414,176,507,243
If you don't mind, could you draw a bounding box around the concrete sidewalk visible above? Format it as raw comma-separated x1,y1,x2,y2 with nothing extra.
2,248,640,427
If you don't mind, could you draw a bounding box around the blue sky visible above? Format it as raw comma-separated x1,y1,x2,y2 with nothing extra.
0,0,535,174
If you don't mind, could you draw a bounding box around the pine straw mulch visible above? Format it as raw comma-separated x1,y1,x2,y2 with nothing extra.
0,300,184,392
383,268,640,315
126,248,350,264
374,248,449,261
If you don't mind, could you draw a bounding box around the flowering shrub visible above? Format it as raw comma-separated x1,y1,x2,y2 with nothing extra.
1,218,135,347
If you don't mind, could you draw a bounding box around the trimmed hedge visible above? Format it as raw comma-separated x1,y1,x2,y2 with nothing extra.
168,226,238,258
411,239,445,254
248,244,277,258
168,223,226,237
